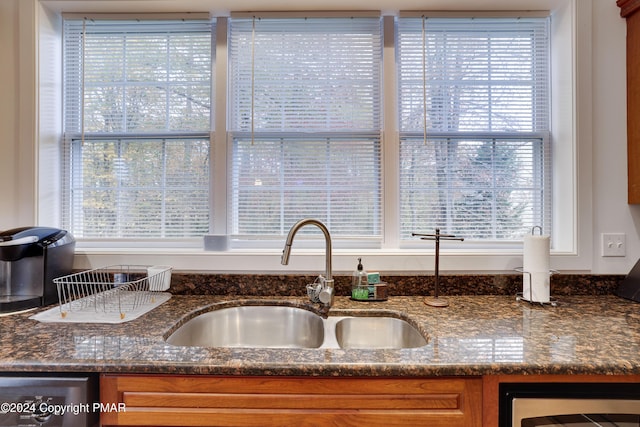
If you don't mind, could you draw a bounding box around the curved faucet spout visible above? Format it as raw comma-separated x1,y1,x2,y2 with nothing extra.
281,218,334,306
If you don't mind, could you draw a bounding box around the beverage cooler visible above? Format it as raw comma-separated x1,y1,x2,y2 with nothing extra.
499,382,640,426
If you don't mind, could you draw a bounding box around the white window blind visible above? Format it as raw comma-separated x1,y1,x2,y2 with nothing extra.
228,17,383,239
397,17,551,240
62,18,213,238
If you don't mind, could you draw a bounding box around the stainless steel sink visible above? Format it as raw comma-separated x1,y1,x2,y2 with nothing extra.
165,305,428,350
333,316,428,349
166,305,325,348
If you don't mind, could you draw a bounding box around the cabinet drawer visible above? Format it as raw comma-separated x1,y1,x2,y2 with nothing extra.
101,374,482,427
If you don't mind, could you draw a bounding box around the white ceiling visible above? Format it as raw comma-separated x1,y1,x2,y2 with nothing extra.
41,0,563,16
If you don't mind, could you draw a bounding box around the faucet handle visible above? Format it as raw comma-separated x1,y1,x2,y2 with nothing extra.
318,285,334,305
318,277,335,305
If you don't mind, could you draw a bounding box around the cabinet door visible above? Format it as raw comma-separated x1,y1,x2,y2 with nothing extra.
100,374,482,427
618,0,640,203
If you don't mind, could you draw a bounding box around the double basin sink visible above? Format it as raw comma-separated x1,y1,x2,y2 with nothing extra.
166,305,428,350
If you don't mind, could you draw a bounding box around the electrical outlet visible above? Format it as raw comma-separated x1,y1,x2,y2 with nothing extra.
601,233,626,257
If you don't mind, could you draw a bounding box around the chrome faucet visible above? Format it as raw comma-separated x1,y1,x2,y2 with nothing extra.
281,218,334,307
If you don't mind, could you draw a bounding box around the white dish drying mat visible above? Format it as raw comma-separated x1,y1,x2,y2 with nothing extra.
30,292,171,324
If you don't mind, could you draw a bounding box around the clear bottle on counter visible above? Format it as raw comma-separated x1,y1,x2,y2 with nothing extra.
351,258,369,300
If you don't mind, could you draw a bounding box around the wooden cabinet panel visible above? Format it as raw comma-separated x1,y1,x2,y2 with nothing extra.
100,374,482,427
618,0,640,203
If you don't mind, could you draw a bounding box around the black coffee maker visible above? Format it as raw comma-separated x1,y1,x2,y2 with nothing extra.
0,227,75,313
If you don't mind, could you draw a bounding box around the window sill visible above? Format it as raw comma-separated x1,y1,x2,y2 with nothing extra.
73,246,589,274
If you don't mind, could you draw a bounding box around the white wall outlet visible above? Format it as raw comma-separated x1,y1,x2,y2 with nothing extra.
601,233,626,257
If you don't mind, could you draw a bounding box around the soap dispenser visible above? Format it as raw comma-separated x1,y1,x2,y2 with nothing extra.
351,258,369,300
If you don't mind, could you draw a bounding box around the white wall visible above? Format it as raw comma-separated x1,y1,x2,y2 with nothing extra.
1,0,638,275
591,0,640,273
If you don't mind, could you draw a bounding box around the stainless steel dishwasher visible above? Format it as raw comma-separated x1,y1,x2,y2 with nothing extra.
499,382,640,427
0,374,97,427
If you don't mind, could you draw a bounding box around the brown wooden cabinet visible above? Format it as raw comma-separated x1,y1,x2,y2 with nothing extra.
618,0,640,203
100,374,482,427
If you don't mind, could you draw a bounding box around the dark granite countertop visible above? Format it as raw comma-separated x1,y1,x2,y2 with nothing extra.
2,295,640,377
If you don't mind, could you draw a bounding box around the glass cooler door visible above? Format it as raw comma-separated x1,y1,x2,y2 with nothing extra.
521,413,640,426
514,398,640,427
501,383,640,427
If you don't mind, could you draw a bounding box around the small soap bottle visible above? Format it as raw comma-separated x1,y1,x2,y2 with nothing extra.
351,258,369,300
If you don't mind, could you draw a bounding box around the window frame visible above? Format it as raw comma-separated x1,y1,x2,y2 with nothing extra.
34,0,591,273
395,15,553,246
60,15,215,240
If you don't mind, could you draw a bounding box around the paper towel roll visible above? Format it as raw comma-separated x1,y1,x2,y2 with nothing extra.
522,234,550,303
523,235,550,273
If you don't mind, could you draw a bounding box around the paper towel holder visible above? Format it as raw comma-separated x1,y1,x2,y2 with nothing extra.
514,267,559,307
531,225,543,235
